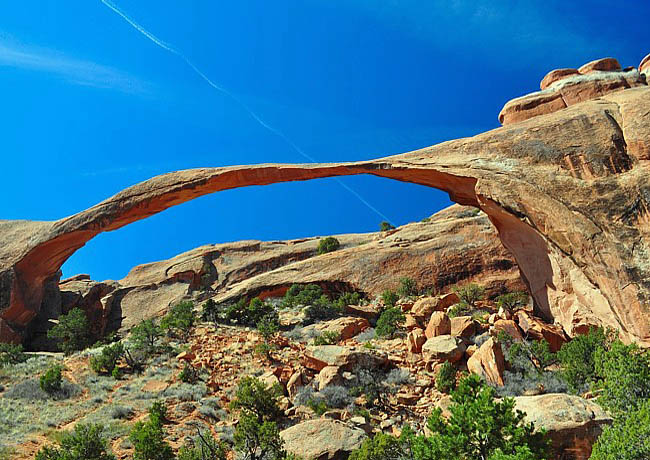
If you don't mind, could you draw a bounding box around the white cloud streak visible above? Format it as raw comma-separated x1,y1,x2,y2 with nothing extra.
99,0,393,223
0,41,149,94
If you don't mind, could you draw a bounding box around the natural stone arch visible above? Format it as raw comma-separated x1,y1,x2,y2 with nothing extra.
1,86,649,344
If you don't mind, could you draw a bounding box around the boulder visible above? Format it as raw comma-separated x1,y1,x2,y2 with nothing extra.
492,319,524,342
450,316,476,340
514,394,612,460
316,366,343,391
467,337,506,386
411,293,460,326
425,311,451,338
286,370,304,399
304,345,388,372
406,328,427,353
516,311,567,352
280,419,367,460
422,335,466,363
302,317,370,341
578,57,621,74
540,68,580,90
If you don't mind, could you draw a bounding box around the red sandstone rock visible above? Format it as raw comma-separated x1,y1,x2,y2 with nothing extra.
540,68,579,90
578,57,621,74
1,56,650,350
407,328,427,353
450,316,476,340
467,337,506,386
425,312,451,339
516,311,567,352
492,319,524,342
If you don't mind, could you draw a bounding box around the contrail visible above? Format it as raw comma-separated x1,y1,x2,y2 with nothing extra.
99,0,392,223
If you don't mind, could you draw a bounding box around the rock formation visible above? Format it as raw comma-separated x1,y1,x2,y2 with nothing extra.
1,54,649,346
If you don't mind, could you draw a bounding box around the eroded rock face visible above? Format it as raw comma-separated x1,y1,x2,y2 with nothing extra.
1,54,649,347
500,56,646,125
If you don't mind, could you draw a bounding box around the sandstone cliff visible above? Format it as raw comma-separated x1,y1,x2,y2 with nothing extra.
1,54,649,345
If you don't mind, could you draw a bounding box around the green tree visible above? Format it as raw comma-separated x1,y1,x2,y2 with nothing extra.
178,429,228,460
230,377,283,422
47,308,91,354
317,237,340,255
40,364,63,394
0,343,28,367
375,307,405,338
410,375,549,460
256,314,280,340
160,301,196,341
234,413,287,460
89,342,124,376
129,403,174,460
130,319,163,352
35,424,116,460
397,277,417,298
452,283,485,308
379,221,395,231
556,327,608,393
349,432,410,460
594,340,650,415
495,292,529,313
381,289,399,308
590,400,650,460
435,361,457,393
231,377,287,460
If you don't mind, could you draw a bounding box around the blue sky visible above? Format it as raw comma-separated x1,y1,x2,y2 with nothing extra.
1,1,648,281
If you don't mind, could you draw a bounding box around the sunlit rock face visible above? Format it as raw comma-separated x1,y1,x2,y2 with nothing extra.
1,54,649,346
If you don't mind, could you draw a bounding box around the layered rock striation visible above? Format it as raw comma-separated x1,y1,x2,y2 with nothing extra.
1,54,649,345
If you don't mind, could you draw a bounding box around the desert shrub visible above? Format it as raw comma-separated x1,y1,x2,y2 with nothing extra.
312,331,340,346
178,430,228,460
349,431,411,460
355,328,376,342
317,236,340,255
123,347,148,374
40,365,63,394
257,313,280,340
47,308,91,354
319,385,352,408
130,402,174,460
0,343,28,367
304,299,342,324
556,327,608,393
230,377,282,422
110,405,134,420
375,307,405,338
594,340,650,415
381,289,399,308
447,303,471,318
334,291,362,308
379,221,395,231
6,377,81,401
179,363,202,384
282,284,324,309
397,277,417,298
452,283,485,308
130,320,163,352
254,342,274,361
160,301,195,340
35,423,116,460
90,342,124,376
436,361,457,393
495,291,529,313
